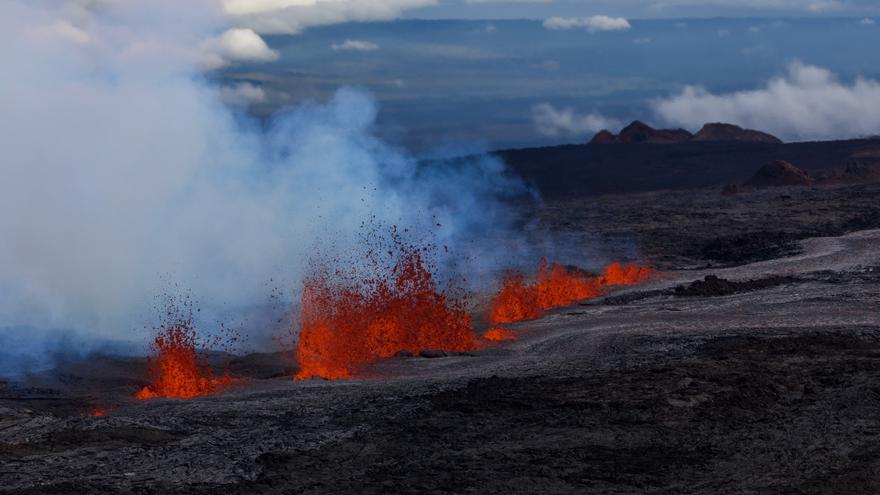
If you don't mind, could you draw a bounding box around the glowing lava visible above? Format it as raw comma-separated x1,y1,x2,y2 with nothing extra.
488,260,654,324
82,407,113,417
135,320,231,400
295,240,477,380
482,326,518,342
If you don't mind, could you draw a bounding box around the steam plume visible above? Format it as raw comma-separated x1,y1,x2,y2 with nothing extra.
0,1,525,372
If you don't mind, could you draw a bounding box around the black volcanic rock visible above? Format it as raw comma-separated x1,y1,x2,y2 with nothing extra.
420,350,449,358
692,123,782,144
745,160,813,188
841,161,880,181
673,275,797,297
814,162,880,185
721,183,754,196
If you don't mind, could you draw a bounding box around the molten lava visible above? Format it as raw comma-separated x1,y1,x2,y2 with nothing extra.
82,407,113,417
488,260,654,324
135,321,231,400
295,241,477,380
482,326,518,342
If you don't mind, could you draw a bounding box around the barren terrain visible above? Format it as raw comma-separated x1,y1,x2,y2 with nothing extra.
3,183,880,494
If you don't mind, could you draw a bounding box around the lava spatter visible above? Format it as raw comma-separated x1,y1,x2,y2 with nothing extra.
488,259,654,324
135,308,232,400
294,230,477,380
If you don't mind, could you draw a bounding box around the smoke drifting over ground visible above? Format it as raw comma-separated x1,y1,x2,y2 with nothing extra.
0,1,527,372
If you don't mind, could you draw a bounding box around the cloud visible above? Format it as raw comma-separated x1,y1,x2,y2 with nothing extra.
532,103,619,138
861,17,876,25
222,0,439,34
30,20,92,45
654,61,880,141
465,0,551,3
199,28,279,69
543,16,631,32
218,82,268,106
648,0,844,13
331,39,380,51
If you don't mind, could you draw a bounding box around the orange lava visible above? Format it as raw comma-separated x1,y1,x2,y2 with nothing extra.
82,407,113,417
482,326,518,342
488,260,654,324
295,242,477,380
135,321,231,400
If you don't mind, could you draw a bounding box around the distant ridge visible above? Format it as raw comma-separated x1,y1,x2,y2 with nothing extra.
590,121,782,145
693,123,782,144
489,136,880,198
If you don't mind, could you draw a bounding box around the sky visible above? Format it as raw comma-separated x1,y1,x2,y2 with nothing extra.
13,1,880,149
408,0,880,19
226,15,880,149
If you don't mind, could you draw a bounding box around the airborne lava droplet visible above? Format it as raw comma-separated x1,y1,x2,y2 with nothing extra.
488,260,654,324
294,234,477,381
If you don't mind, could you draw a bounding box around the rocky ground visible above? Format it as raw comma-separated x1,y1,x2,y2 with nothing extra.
2,183,880,494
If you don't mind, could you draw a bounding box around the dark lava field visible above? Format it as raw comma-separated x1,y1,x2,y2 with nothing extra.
3,182,880,494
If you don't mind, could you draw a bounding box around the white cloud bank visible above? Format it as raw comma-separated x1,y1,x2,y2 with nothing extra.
331,39,380,51
654,62,880,141
222,0,439,34
648,0,844,13
31,0,442,71
532,103,619,138
543,16,631,32
199,27,279,69
218,82,268,106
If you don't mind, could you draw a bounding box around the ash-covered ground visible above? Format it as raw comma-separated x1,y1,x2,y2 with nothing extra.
3,183,880,494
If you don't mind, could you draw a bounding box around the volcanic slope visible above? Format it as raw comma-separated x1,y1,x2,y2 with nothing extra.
3,184,880,493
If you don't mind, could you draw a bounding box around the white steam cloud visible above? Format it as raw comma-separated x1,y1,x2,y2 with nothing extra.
331,39,380,51
0,0,525,370
223,0,438,34
654,62,880,141
199,27,279,69
543,16,631,32
531,104,619,138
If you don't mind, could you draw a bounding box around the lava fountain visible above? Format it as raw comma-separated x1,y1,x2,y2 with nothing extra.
135,318,231,400
488,260,654,324
294,236,477,380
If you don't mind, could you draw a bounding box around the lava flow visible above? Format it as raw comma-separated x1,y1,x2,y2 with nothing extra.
135,320,231,400
81,407,114,418
488,260,654,324
482,326,519,342
295,239,477,380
